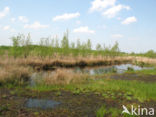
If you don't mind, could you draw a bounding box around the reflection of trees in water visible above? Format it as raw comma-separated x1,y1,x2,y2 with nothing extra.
74,66,117,75
92,66,116,74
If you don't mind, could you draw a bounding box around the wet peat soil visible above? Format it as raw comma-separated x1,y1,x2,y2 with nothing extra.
0,73,156,117
110,73,156,82
0,87,156,117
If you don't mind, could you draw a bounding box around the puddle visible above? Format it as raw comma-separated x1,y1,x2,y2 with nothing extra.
25,98,60,109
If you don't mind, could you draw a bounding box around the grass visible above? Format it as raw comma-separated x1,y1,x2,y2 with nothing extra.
96,106,121,117
30,78,156,102
0,65,32,85
0,33,156,116
96,105,107,117
126,67,156,75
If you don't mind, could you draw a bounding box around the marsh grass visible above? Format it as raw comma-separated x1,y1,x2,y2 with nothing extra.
96,105,107,117
96,106,121,117
126,67,156,75
31,79,156,102
37,69,90,85
0,65,32,85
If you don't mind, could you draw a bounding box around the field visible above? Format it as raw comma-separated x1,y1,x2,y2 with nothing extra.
0,34,156,117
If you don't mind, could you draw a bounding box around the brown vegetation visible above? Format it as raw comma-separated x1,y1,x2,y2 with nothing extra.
0,55,156,85
0,55,133,70
37,69,89,85
0,65,32,85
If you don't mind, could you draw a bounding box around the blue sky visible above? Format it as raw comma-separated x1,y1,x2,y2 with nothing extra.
0,0,156,52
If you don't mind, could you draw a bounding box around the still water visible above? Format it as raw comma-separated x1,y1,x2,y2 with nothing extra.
25,98,60,109
29,64,153,86
73,64,152,75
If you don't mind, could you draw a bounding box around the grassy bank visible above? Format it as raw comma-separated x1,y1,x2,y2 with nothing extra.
126,67,156,75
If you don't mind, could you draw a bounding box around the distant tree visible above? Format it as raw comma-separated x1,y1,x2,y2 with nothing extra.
55,39,59,48
11,33,32,58
146,50,155,54
39,37,50,46
39,38,44,46
25,33,32,46
76,39,81,49
45,38,50,46
70,42,75,49
51,38,55,47
81,42,87,50
145,50,156,58
96,43,102,50
23,33,32,57
103,44,110,51
61,31,69,48
86,39,92,50
11,34,23,47
111,41,120,52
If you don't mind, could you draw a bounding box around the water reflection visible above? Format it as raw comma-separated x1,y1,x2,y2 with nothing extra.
25,98,60,109
73,64,152,75
29,64,153,86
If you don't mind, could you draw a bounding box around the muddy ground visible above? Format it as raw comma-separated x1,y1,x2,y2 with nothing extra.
0,73,156,117
110,73,156,82
0,88,156,117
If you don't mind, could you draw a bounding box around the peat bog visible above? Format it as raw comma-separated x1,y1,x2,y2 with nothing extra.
0,34,156,117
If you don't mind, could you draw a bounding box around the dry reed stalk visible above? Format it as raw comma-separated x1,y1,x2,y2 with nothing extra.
41,69,89,85
0,55,156,70
0,65,32,83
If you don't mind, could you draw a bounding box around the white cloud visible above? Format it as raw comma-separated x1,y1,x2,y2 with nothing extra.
3,25,10,30
18,16,29,23
0,6,10,19
89,0,116,12
103,5,130,18
11,18,16,22
111,34,123,38
10,28,16,32
121,16,137,25
24,22,49,29
73,26,95,34
2,25,15,32
53,12,80,21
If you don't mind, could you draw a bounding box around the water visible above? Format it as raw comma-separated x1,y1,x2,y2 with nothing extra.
73,64,152,75
29,64,153,86
25,98,60,109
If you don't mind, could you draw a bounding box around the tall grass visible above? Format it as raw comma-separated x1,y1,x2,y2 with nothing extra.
37,69,89,85
0,65,32,85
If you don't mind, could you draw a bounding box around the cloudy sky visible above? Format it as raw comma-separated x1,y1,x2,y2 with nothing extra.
0,0,156,52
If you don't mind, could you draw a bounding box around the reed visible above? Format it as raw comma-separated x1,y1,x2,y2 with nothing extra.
38,69,89,85
0,65,32,85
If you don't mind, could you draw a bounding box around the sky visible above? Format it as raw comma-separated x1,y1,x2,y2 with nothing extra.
0,0,156,53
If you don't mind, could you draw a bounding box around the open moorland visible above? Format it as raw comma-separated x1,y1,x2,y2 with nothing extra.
0,33,156,117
